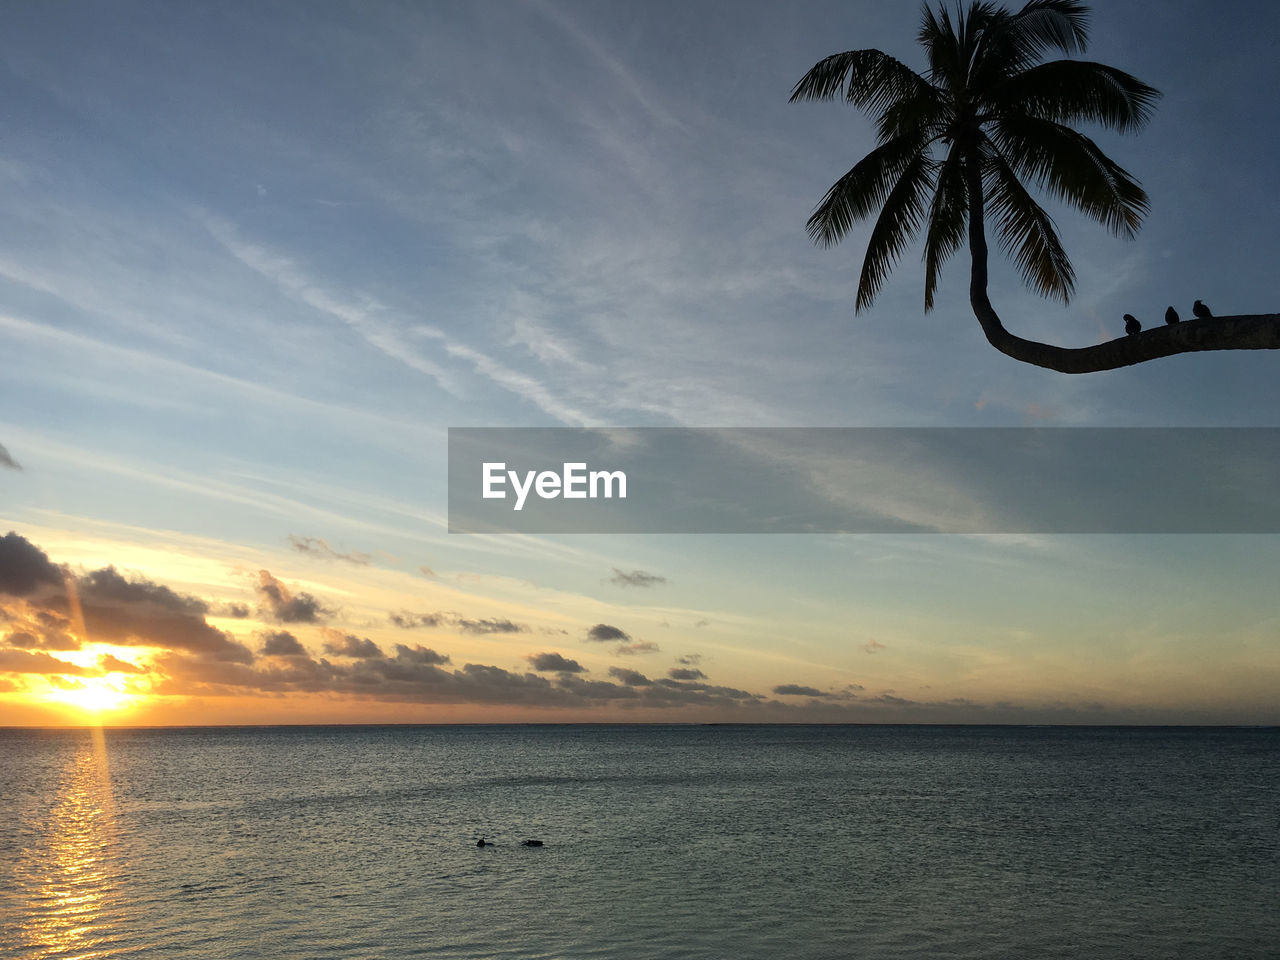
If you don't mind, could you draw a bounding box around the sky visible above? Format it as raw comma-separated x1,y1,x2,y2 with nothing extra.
2,0,1279,726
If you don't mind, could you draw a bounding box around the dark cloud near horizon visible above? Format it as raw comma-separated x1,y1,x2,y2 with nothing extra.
0,533,252,663
219,602,251,619
0,534,1047,721
773,684,830,697
152,641,766,711
288,535,372,566
608,666,652,686
609,568,667,588
260,630,308,657
392,643,451,666
652,677,758,702
668,667,707,681
75,566,254,662
0,444,21,471
322,630,383,659
527,652,584,673
257,570,333,624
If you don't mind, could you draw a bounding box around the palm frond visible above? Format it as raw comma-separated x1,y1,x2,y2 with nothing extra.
918,3,962,88
922,144,969,310
789,50,932,116
1005,0,1090,62
876,84,947,142
984,148,1075,302
991,113,1148,237
806,132,928,247
855,152,936,311
988,59,1160,132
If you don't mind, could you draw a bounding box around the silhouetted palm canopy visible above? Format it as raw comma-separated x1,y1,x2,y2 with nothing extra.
793,0,1280,373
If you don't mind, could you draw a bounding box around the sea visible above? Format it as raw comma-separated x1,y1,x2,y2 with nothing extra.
1,725,1277,959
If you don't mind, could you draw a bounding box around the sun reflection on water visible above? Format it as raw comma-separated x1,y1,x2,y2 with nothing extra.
11,727,123,960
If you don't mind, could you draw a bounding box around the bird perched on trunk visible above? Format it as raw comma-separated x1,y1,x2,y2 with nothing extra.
1165,306,1180,325
1193,300,1213,319
1124,314,1141,336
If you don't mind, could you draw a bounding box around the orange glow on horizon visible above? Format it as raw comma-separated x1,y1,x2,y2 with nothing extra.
23,644,154,721
40,676,139,716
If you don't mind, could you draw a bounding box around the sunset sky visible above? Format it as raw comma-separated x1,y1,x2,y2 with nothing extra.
3,0,1279,726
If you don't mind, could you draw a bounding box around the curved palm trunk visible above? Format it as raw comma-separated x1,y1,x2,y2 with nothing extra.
963,163,1280,373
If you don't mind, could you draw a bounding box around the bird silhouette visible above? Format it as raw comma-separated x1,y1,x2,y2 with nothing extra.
1193,299,1213,319
1165,306,1180,325
1124,314,1141,336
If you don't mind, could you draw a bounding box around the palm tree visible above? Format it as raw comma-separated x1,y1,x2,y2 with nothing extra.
792,0,1280,373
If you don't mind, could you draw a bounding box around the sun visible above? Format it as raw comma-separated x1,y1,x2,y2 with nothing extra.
43,676,137,715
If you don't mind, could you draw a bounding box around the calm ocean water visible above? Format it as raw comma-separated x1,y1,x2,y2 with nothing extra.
1,725,1277,959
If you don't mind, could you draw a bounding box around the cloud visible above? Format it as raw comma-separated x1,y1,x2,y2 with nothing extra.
390,611,526,634
0,531,65,597
587,623,629,642
256,570,333,624
392,643,451,665
390,611,442,629
608,666,652,686
863,639,886,654
647,677,760,704
615,641,660,656
288,535,372,566
98,653,147,674
219,603,251,619
0,444,21,471
3,537,1047,719
75,567,254,662
260,630,308,657
527,652,584,673
677,654,702,665
455,617,525,635
609,568,667,588
321,629,384,659
418,566,438,579
0,648,93,675
0,537,251,663
0,537,872,717
773,684,830,697
668,667,706,681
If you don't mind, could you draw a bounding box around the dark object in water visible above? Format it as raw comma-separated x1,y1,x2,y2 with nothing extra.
477,837,490,847
1165,306,1179,325
521,839,544,847
1123,314,1140,336
1193,299,1213,319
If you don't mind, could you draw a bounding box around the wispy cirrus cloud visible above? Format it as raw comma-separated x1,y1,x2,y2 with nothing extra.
609,568,666,588
288,535,372,566
0,443,21,471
